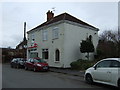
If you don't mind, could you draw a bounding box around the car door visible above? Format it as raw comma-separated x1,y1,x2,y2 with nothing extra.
14,59,18,67
26,59,32,69
92,60,112,83
12,59,16,67
29,59,34,70
110,60,120,85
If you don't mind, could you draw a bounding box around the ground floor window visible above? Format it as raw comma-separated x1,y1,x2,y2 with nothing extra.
55,49,60,62
30,52,38,58
42,49,49,59
28,48,38,58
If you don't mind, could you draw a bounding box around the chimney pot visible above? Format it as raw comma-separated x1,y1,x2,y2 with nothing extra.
46,10,54,21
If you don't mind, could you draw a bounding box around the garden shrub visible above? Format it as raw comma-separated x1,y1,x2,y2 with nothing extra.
70,59,94,70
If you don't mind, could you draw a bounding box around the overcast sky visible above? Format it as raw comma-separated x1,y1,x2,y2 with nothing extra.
0,0,119,48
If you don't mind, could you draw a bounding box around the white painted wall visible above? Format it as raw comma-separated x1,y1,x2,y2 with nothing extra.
27,22,66,68
63,22,98,68
27,20,99,68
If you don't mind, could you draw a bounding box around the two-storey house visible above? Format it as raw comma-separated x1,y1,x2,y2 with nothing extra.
27,10,99,68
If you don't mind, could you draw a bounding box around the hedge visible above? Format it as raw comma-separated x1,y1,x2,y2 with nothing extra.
70,59,96,70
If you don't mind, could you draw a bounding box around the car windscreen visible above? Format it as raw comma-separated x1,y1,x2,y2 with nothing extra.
17,58,26,61
17,58,22,61
34,59,46,63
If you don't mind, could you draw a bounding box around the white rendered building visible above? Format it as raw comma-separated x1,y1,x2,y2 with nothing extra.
27,10,99,68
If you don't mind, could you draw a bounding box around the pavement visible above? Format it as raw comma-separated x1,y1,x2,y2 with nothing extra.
49,68,85,77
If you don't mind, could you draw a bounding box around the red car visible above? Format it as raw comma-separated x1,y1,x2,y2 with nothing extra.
24,57,49,72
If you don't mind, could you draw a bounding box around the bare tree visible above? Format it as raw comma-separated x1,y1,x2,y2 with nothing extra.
97,29,120,58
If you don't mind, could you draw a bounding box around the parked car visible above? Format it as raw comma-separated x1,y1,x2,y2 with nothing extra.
84,58,120,88
11,58,26,68
24,57,49,72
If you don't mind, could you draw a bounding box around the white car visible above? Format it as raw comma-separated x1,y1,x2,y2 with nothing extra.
84,58,120,88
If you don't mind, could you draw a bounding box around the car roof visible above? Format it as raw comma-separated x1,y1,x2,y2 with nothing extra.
93,58,120,67
102,58,120,61
28,57,42,60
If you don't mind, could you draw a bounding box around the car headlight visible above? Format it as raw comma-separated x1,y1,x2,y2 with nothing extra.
36,64,42,66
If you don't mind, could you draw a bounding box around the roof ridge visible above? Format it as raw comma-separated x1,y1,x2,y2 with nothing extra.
63,13,66,20
63,13,98,29
27,12,98,33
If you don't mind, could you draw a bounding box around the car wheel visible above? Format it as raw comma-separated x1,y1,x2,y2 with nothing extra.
11,65,13,68
17,65,19,69
118,79,120,88
85,74,93,84
25,66,28,70
33,67,37,72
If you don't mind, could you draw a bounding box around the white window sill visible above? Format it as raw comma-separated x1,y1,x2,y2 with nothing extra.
52,38,59,40
42,40,48,41
43,59,48,62
54,61,60,63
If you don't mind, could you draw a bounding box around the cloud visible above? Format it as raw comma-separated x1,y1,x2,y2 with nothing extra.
1,2,118,48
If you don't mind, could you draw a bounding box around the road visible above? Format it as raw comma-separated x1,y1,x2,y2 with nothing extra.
2,64,117,89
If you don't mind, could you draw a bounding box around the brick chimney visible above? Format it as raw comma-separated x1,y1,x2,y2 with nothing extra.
46,10,54,21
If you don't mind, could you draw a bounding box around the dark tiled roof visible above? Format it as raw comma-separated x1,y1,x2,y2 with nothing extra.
16,40,27,49
28,13,98,33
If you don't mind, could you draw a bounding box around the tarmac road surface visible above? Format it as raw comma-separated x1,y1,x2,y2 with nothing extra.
2,64,118,89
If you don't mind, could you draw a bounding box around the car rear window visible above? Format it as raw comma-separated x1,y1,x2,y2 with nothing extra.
110,60,120,68
96,60,111,68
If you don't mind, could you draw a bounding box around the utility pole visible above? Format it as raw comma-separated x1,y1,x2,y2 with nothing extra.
23,22,27,59
23,22,26,41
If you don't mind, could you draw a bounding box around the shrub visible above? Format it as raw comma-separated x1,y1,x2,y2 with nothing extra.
70,59,95,70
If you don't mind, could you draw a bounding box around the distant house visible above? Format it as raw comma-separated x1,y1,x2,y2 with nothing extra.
16,40,27,50
1,48,17,63
27,10,99,68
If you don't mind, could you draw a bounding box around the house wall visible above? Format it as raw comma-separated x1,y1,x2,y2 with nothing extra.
27,22,65,68
27,20,99,68
27,31,37,59
41,23,65,68
63,21,98,68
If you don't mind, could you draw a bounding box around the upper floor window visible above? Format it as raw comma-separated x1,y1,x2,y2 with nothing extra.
89,35,92,42
42,30,48,41
31,34,35,41
52,27,59,39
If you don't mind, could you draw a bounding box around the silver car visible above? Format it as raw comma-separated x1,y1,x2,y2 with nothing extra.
84,58,120,88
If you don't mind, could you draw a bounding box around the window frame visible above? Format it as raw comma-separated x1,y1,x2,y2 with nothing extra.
42,49,49,59
42,30,48,41
55,49,60,62
52,27,59,39
31,34,35,41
